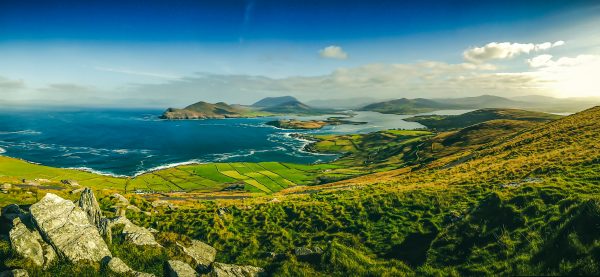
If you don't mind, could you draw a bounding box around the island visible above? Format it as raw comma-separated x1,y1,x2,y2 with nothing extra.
161,96,330,119
266,117,367,130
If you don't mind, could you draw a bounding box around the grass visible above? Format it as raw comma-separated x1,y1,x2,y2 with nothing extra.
1,107,599,276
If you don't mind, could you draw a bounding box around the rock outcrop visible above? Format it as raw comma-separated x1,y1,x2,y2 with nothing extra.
208,262,265,277
167,260,197,277
1,190,263,276
78,188,104,229
177,240,216,271
29,193,112,263
108,216,161,247
8,217,45,267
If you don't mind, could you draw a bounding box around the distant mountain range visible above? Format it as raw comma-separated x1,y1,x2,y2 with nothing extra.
360,95,600,114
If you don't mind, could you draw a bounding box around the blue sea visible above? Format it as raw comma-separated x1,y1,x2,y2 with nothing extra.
0,109,468,176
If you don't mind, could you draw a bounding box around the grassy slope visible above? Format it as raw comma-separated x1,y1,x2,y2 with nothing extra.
404,108,562,130
1,107,599,276
125,107,600,276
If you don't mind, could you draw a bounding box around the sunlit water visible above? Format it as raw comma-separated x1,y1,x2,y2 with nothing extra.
0,108,467,176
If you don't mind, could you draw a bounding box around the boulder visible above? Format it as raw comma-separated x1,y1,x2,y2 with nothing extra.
111,193,129,205
177,240,216,272
8,217,44,267
1,204,24,221
207,262,264,277
29,193,112,263
78,188,104,228
110,216,161,247
0,269,29,277
106,257,133,275
166,260,197,277
105,257,156,277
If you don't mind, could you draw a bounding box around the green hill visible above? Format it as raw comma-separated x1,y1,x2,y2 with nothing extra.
405,108,562,130
252,96,299,107
360,98,452,114
160,101,267,119
260,99,314,114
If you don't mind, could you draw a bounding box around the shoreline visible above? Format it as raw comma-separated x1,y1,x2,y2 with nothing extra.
0,130,336,179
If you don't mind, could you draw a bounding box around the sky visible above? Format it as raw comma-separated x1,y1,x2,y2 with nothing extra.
1,0,600,107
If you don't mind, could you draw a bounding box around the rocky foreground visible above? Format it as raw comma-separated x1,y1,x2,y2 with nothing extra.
0,189,264,277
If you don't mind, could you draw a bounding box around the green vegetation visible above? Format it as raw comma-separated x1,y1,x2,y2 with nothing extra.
360,98,452,114
161,101,274,119
404,108,562,130
1,107,600,276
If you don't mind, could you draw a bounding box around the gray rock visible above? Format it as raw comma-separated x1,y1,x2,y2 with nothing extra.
0,269,29,277
106,257,133,275
1,204,24,221
207,262,264,277
78,188,104,228
9,217,44,267
29,193,112,263
177,240,216,272
110,216,161,247
111,193,129,205
294,246,323,257
105,257,156,277
167,260,197,277
41,241,57,268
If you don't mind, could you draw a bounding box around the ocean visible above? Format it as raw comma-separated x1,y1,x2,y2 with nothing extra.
0,108,466,176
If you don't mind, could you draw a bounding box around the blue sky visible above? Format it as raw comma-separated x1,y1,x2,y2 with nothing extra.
1,0,599,106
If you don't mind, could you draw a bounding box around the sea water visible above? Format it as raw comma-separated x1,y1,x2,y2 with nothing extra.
0,108,463,176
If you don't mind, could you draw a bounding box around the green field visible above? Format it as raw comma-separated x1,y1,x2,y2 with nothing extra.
0,157,361,195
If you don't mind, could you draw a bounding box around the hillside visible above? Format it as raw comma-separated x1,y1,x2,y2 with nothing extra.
260,99,315,114
360,98,452,114
360,94,600,114
252,96,299,107
1,107,599,276
404,108,562,130
160,101,264,119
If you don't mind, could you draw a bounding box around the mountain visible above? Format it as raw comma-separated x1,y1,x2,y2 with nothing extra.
359,98,453,114
306,97,385,109
361,94,600,115
404,108,562,130
160,101,252,119
252,96,299,107
435,94,526,108
260,99,314,114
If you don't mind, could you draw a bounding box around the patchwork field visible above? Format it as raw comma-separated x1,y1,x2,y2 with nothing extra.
0,157,363,197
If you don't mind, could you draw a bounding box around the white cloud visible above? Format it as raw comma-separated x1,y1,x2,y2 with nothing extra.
463,41,565,63
528,54,554,68
319,45,348,60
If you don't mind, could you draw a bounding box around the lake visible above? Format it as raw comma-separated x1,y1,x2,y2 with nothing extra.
0,109,467,176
